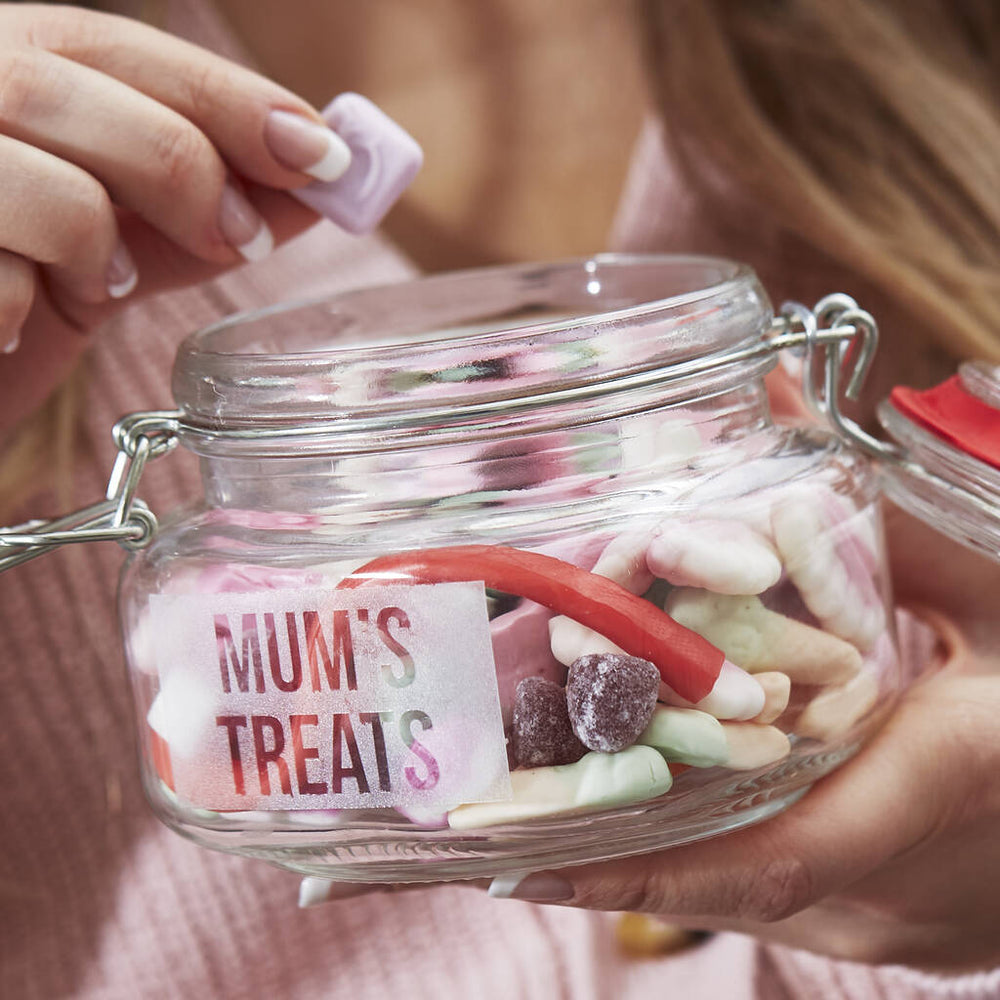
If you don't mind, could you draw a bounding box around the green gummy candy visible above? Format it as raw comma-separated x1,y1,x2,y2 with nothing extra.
638,707,729,768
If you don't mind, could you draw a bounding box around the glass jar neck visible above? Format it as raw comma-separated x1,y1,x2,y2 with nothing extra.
174,255,778,522
198,378,774,517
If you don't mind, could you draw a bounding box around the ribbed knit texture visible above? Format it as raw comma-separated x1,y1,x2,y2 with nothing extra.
0,4,996,997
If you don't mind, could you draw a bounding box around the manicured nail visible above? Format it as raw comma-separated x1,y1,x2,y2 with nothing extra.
488,872,574,902
297,877,372,908
264,110,352,183
2,332,20,354
779,348,804,379
218,183,273,262
106,241,138,299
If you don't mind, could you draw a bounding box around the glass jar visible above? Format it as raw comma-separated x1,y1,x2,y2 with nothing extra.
104,255,902,882
0,254,918,883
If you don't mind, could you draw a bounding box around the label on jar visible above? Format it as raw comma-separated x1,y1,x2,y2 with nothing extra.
146,583,512,813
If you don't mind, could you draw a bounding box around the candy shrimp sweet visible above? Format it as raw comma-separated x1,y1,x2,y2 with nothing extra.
664,590,863,683
645,519,782,595
447,746,674,830
772,490,885,651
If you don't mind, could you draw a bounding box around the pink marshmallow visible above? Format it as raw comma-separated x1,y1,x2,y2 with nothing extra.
490,601,567,725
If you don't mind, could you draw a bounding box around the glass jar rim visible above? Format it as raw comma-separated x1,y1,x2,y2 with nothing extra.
172,254,774,456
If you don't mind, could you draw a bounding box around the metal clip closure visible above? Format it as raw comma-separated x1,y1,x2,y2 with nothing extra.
776,295,904,463
0,410,181,573
773,298,1000,550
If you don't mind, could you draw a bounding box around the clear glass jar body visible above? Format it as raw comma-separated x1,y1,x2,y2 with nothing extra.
120,256,900,882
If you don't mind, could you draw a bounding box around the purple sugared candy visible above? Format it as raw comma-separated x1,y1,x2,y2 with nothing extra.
566,654,660,753
511,677,587,768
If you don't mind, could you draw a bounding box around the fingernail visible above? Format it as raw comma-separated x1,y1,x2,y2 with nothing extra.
488,872,574,902
218,183,273,262
264,110,352,183
2,332,20,354
106,242,138,299
779,348,804,379
298,877,371,908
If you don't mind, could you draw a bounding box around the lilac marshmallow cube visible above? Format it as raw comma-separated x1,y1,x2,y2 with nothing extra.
292,92,423,234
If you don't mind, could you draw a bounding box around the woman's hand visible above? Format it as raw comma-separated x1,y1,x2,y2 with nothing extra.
487,507,1000,973
296,367,1000,973
0,3,352,429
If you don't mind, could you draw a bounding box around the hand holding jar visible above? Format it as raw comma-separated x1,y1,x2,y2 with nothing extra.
485,501,1000,973
265,288,999,976
82,259,974,974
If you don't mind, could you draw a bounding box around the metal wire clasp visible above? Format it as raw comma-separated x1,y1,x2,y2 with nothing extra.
0,410,181,573
771,295,905,463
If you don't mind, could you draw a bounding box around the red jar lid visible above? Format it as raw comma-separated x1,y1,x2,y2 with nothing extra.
877,363,1000,562
889,367,1000,470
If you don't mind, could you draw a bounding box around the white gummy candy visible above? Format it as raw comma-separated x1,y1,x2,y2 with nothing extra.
795,670,880,741
147,670,219,760
591,529,657,595
549,614,625,667
618,418,702,474
720,722,792,770
666,589,863,684
772,493,884,651
750,671,791,725
447,745,673,829
647,519,782,595
660,657,767,721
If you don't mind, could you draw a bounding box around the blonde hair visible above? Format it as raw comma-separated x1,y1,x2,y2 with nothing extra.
0,369,84,519
641,0,1000,360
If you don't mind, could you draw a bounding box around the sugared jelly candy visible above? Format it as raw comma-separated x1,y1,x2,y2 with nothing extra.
566,653,660,753
511,677,587,768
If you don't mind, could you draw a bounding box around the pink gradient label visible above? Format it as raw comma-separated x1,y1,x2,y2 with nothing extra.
148,583,510,812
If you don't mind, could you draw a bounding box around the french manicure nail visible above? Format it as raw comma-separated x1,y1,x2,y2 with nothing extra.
298,877,373,908
779,348,804,379
264,110,352,183
488,872,574,902
218,183,274,262
106,241,138,299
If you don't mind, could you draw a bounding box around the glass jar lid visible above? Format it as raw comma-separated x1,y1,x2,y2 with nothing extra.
877,363,1000,562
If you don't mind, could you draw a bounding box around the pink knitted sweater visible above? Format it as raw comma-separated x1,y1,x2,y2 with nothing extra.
0,3,997,997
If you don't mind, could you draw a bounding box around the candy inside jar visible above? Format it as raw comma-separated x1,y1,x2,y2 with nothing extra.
119,255,902,881
440,474,891,829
